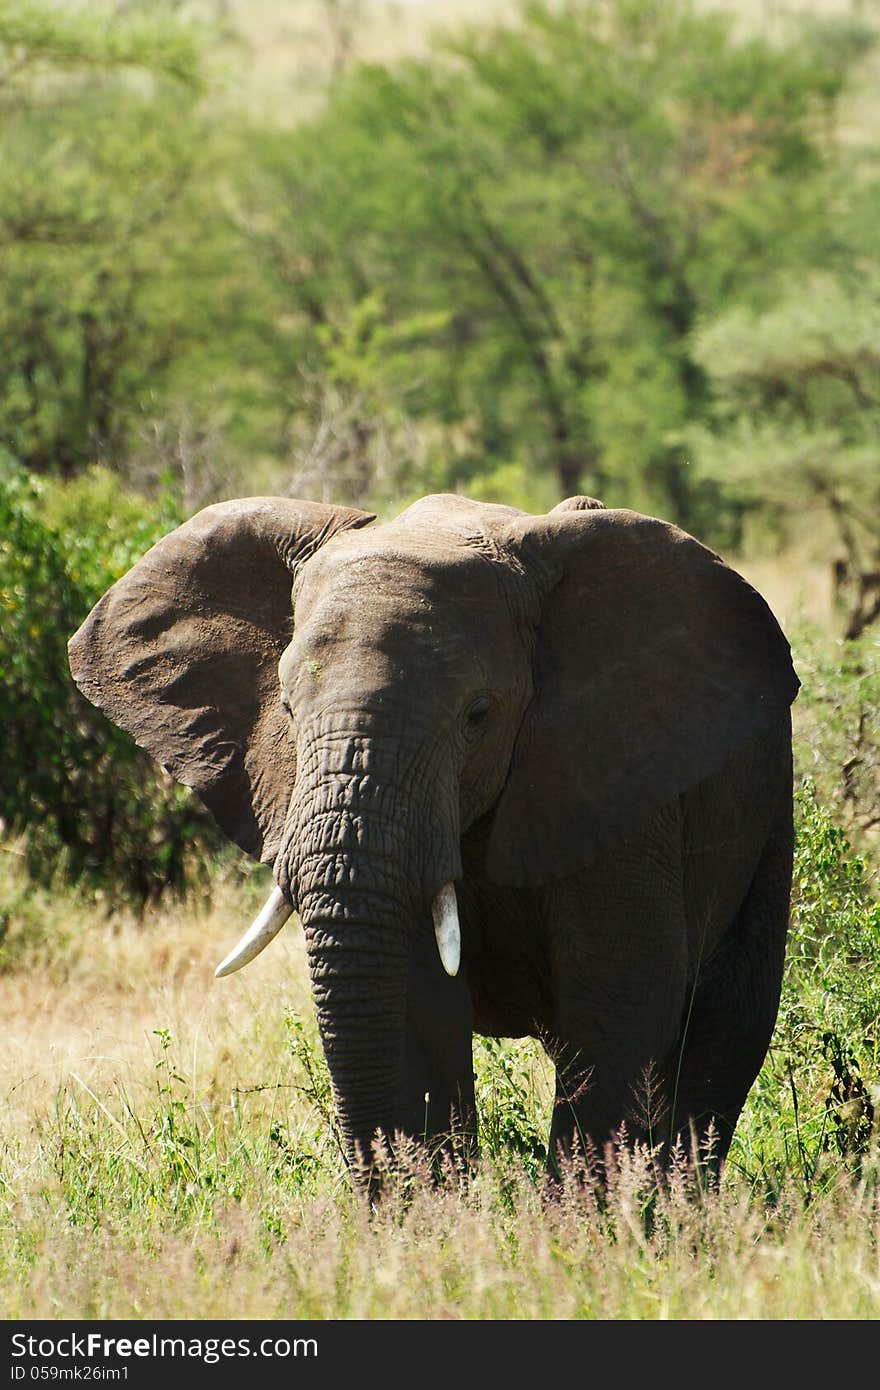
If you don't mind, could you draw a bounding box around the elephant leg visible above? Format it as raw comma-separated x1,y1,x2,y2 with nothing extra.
661,802,794,1169
547,1048,676,1180
544,808,691,1175
546,1003,685,1179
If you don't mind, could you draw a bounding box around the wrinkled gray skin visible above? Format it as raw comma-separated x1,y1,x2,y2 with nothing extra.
68,493,799,1181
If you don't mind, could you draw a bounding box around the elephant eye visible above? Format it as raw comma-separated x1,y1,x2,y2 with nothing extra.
464,694,491,740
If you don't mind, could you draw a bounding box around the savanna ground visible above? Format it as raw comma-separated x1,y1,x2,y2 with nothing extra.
1,0,880,1323
1,610,879,1320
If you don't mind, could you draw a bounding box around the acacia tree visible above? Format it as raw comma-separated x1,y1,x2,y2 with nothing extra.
239,0,867,532
0,3,217,478
689,268,880,637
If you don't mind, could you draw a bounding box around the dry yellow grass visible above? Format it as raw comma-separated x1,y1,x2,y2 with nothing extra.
1,850,880,1320
0,866,313,1137
735,551,836,634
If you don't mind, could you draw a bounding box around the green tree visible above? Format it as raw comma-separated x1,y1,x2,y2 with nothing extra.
238,0,869,530
0,2,215,479
689,268,880,636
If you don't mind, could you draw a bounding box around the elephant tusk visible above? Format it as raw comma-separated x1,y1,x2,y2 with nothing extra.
432,882,461,978
214,886,294,979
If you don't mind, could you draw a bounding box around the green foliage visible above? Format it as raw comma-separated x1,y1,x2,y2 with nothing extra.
474,1036,550,1177
0,1,231,482
733,778,880,1195
238,0,871,531
0,463,221,902
2,0,879,552
792,625,880,845
689,270,880,632
0,2,205,80
282,1007,343,1175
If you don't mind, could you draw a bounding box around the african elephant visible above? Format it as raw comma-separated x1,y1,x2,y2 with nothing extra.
68,492,799,1180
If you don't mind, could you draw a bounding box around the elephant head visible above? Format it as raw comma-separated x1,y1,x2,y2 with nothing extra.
68,492,799,1174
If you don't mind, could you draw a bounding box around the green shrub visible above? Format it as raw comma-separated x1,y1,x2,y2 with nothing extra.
792,625,880,852
474,1036,551,1178
733,777,880,1194
0,464,222,903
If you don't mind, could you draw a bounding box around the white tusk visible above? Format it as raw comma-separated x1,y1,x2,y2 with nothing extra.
214,886,293,979
432,882,461,978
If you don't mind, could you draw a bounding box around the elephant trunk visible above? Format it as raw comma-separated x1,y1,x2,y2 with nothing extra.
300,888,411,1169
280,723,467,1173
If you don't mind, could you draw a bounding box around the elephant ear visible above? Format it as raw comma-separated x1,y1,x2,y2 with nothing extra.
68,497,375,863
486,507,799,886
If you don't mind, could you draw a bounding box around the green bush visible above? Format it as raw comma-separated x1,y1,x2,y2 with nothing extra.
0,464,222,903
792,625,880,851
733,777,880,1194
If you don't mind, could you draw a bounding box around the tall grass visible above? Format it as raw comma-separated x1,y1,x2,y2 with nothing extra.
1,771,878,1319
0,622,877,1319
